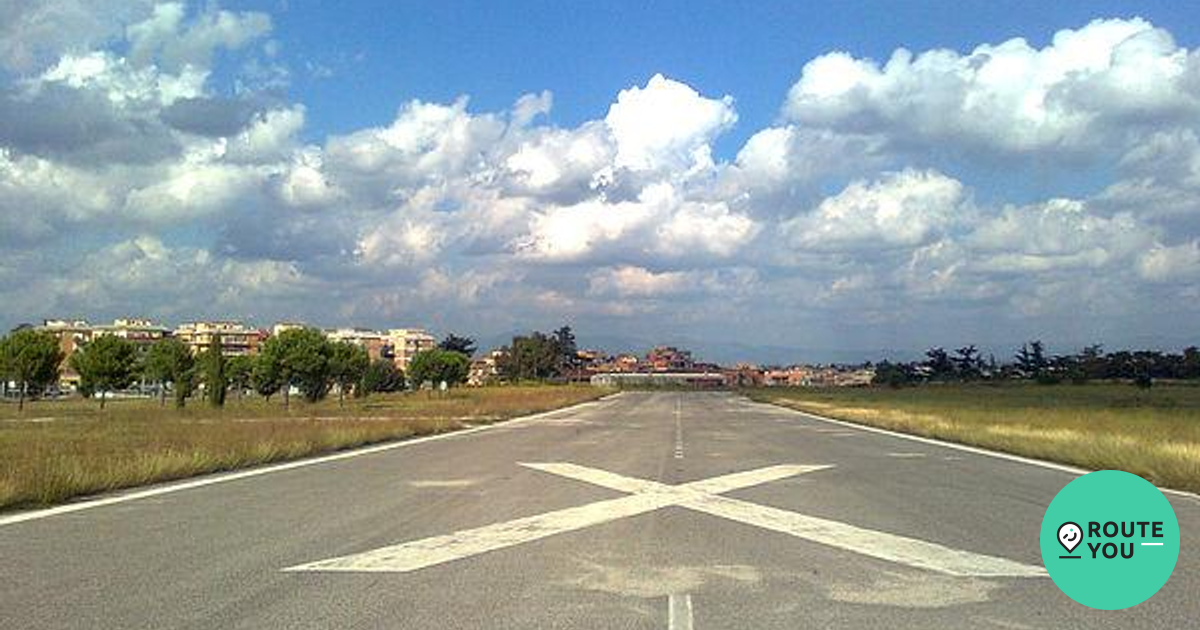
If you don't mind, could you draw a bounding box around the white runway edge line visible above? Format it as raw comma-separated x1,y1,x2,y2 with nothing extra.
668,593,694,630
756,398,1200,502
0,395,620,528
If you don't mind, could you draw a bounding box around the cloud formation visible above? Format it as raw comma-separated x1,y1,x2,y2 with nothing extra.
783,18,1200,158
1,7,1198,357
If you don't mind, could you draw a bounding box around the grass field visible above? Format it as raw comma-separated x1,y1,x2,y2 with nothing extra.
0,385,609,511
748,383,1200,494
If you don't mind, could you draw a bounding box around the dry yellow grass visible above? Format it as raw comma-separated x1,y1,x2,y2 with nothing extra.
750,383,1200,494
0,385,609,510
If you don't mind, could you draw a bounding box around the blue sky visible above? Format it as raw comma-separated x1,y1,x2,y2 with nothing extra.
225,0,1200,209
3,1,1200,362
264,1,1199,141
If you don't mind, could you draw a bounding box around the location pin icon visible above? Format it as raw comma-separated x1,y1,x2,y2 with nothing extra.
1058,521,1082,554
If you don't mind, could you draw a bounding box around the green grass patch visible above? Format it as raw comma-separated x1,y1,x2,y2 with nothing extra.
748,382,1200,494
0,385,610,511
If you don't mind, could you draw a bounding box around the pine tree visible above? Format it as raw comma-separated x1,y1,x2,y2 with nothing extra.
0,330,62,412
142,337,193,409
70,336,137,409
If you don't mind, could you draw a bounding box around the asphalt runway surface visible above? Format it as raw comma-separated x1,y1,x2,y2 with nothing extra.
2,391,1197,629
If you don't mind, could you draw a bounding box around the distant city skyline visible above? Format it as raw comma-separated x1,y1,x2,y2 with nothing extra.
3,2,1200,360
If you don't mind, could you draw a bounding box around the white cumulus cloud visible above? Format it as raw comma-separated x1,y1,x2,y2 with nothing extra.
4,6,1200,354
783,18,1200,157
783,169,968,250
605,73,737,175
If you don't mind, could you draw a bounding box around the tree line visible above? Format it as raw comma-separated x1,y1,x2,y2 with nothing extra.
0,327,479,410
873,341,1200,388
494,326,580,381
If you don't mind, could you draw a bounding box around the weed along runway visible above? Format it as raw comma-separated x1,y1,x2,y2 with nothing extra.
2,392,1198,629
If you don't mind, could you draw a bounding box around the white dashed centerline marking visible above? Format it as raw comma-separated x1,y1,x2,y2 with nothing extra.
668,593,693,630
674,396,684,460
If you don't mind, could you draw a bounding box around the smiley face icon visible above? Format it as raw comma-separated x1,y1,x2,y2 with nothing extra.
1058,521,1082,555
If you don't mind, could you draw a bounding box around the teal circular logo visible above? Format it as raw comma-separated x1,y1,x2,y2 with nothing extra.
1041,470,1179,609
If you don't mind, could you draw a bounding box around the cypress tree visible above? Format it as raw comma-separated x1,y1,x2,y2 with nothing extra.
206,334,226,408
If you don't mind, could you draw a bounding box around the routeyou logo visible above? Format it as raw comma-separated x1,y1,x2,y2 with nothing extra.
1041,470,1180,610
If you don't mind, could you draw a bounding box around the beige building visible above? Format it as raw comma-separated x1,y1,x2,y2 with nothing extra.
760,365,876,387
105,318,172,344
325,327,391,362
39,320,94,389
269,324,434,370
646,346,694,372
175,321,266,356
386,328,436,371
39,318,171,388
271,321,306,337
468,349,505,386
594,354,641,373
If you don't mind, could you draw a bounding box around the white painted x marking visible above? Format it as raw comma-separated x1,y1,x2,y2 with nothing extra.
284,463,1046,577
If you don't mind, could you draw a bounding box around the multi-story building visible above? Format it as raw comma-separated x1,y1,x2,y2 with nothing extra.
272,321,306,337
40,319,92,356
831,367,876,387
175,321,267,356
646,346,694,372
723,363,765,388
468,349,505,386
615,354,641,372
105,318,172,345
759,365,876,387
38,320,94,389
561,349,609,382
575,349,608,366
386,328,436,372
39,318,171,388
325,327,391,362
763,366,820,387
591,353,640,373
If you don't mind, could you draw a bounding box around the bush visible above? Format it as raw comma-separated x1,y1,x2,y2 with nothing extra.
1035,371,1062,385
361,359,405,394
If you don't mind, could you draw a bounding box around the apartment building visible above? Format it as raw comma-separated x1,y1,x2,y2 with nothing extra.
175,321,267,356
592,353,641,373
38,318,171,388
325,327,391,362
105,318,172,344
759,365,876,387
271,321,306,337
646,346,695,372
386,328,436,371
723,363,765,387
467,349,505,386
763,366,818,387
